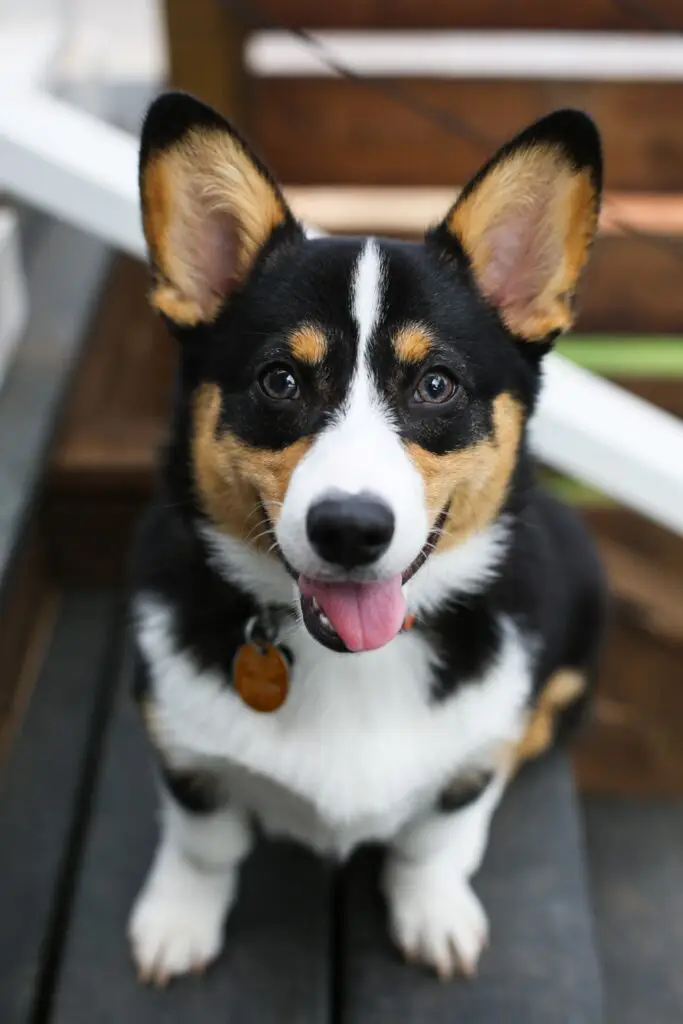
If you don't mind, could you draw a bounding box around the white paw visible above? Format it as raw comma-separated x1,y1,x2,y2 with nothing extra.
128,850,236,986
384,860,489,980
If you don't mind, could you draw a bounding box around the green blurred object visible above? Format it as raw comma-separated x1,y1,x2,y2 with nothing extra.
558,337,683,376
540,336,682,508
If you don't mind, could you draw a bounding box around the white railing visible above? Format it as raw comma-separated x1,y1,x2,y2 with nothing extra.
1,23,682,535
247,31,683,81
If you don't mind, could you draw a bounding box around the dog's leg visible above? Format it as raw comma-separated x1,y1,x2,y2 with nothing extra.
129,785,253,985
383,770,507,980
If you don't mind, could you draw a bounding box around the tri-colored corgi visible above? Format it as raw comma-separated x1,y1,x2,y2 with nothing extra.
129,92,605,985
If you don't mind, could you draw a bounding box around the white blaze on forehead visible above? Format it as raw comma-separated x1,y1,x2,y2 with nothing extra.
274,236,429,578
351,238,384,359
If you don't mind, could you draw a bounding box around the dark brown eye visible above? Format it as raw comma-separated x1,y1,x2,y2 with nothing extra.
259,364,300,401
413,369,458,405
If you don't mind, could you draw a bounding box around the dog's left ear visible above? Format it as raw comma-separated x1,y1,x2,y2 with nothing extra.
139,91,301,327
431,109,602,343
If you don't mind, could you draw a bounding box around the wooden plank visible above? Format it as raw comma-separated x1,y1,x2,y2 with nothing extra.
574,507,683,797
252,79,683,190
0,592,122,1024
577,235,683,334
254,0,681,30
574,627,683,797
49,656,332,1024
584,799,683,1024
339,752,603,1023
599,538,683,644
49,256,174,490
0,521,51,763
164,0,248,121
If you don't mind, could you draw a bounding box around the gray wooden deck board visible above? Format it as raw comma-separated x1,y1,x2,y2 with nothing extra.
339,752,604,1024
49,650,333,1024
0,591,122,1024
585,796,683,1024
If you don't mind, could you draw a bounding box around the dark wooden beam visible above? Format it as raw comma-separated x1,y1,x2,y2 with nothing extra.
164,0,249,121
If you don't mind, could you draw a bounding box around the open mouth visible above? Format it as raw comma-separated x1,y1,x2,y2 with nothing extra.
297,505,449,654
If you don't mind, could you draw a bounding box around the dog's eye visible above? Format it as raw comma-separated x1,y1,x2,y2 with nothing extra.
259,364,301,401
413,369,458,405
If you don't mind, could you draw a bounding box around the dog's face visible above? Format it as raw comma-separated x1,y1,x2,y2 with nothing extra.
139,93,602,654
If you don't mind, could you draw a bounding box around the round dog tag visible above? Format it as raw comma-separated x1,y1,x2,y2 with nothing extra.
233,641,290,712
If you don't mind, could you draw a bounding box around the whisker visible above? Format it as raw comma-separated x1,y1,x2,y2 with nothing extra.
245,526,275,547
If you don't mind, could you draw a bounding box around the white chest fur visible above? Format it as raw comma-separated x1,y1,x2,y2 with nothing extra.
135,595,532,859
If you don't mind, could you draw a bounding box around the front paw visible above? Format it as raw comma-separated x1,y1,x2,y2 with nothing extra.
129,852,236,986
383,859,489,980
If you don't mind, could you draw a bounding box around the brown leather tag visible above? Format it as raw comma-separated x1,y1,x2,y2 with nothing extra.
233,642,290,712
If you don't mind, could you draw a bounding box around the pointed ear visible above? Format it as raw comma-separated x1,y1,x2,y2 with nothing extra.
431,109,602,343
139,92,301,327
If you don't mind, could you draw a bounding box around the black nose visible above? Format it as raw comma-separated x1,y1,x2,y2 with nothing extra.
306,493,395,569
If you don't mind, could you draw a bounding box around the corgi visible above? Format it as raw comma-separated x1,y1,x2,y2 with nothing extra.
128,92,606,985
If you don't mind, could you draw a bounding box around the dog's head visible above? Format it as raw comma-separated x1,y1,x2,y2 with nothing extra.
139,92,602,654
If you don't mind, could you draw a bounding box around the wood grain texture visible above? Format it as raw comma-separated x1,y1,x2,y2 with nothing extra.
50,258,174,488
577,236,683,334
573,615,683,797
251,79,683,191
164,0,249,121
574,508,683,796
253,0,682,30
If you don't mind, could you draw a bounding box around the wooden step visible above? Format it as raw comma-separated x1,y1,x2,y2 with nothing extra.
253,0,681,30
251,80,683,189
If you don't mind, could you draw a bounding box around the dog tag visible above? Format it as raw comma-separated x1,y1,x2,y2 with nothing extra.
233,641,290,712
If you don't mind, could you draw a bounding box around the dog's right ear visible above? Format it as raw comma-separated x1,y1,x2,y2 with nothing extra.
139,91,302,328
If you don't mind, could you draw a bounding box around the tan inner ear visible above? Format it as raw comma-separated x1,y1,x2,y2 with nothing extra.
142,128,287,326
448,145,598,341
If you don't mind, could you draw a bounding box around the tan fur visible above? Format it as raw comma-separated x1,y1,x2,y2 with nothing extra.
192,383,311,547
288,324,327,365
516,668,587,764
448,146,598,341
149,283,206,327
393,323,433,363
407,392,523,553
142,128,286,324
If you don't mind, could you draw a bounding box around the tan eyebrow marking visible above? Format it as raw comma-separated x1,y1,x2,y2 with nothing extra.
393,324,434,363
288,324,327,364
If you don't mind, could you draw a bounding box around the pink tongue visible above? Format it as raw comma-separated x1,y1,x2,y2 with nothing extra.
300,575,406,652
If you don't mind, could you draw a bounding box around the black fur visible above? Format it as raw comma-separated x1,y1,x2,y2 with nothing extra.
438,770,496,814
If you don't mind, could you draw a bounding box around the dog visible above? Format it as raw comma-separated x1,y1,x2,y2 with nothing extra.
128,91,606,985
